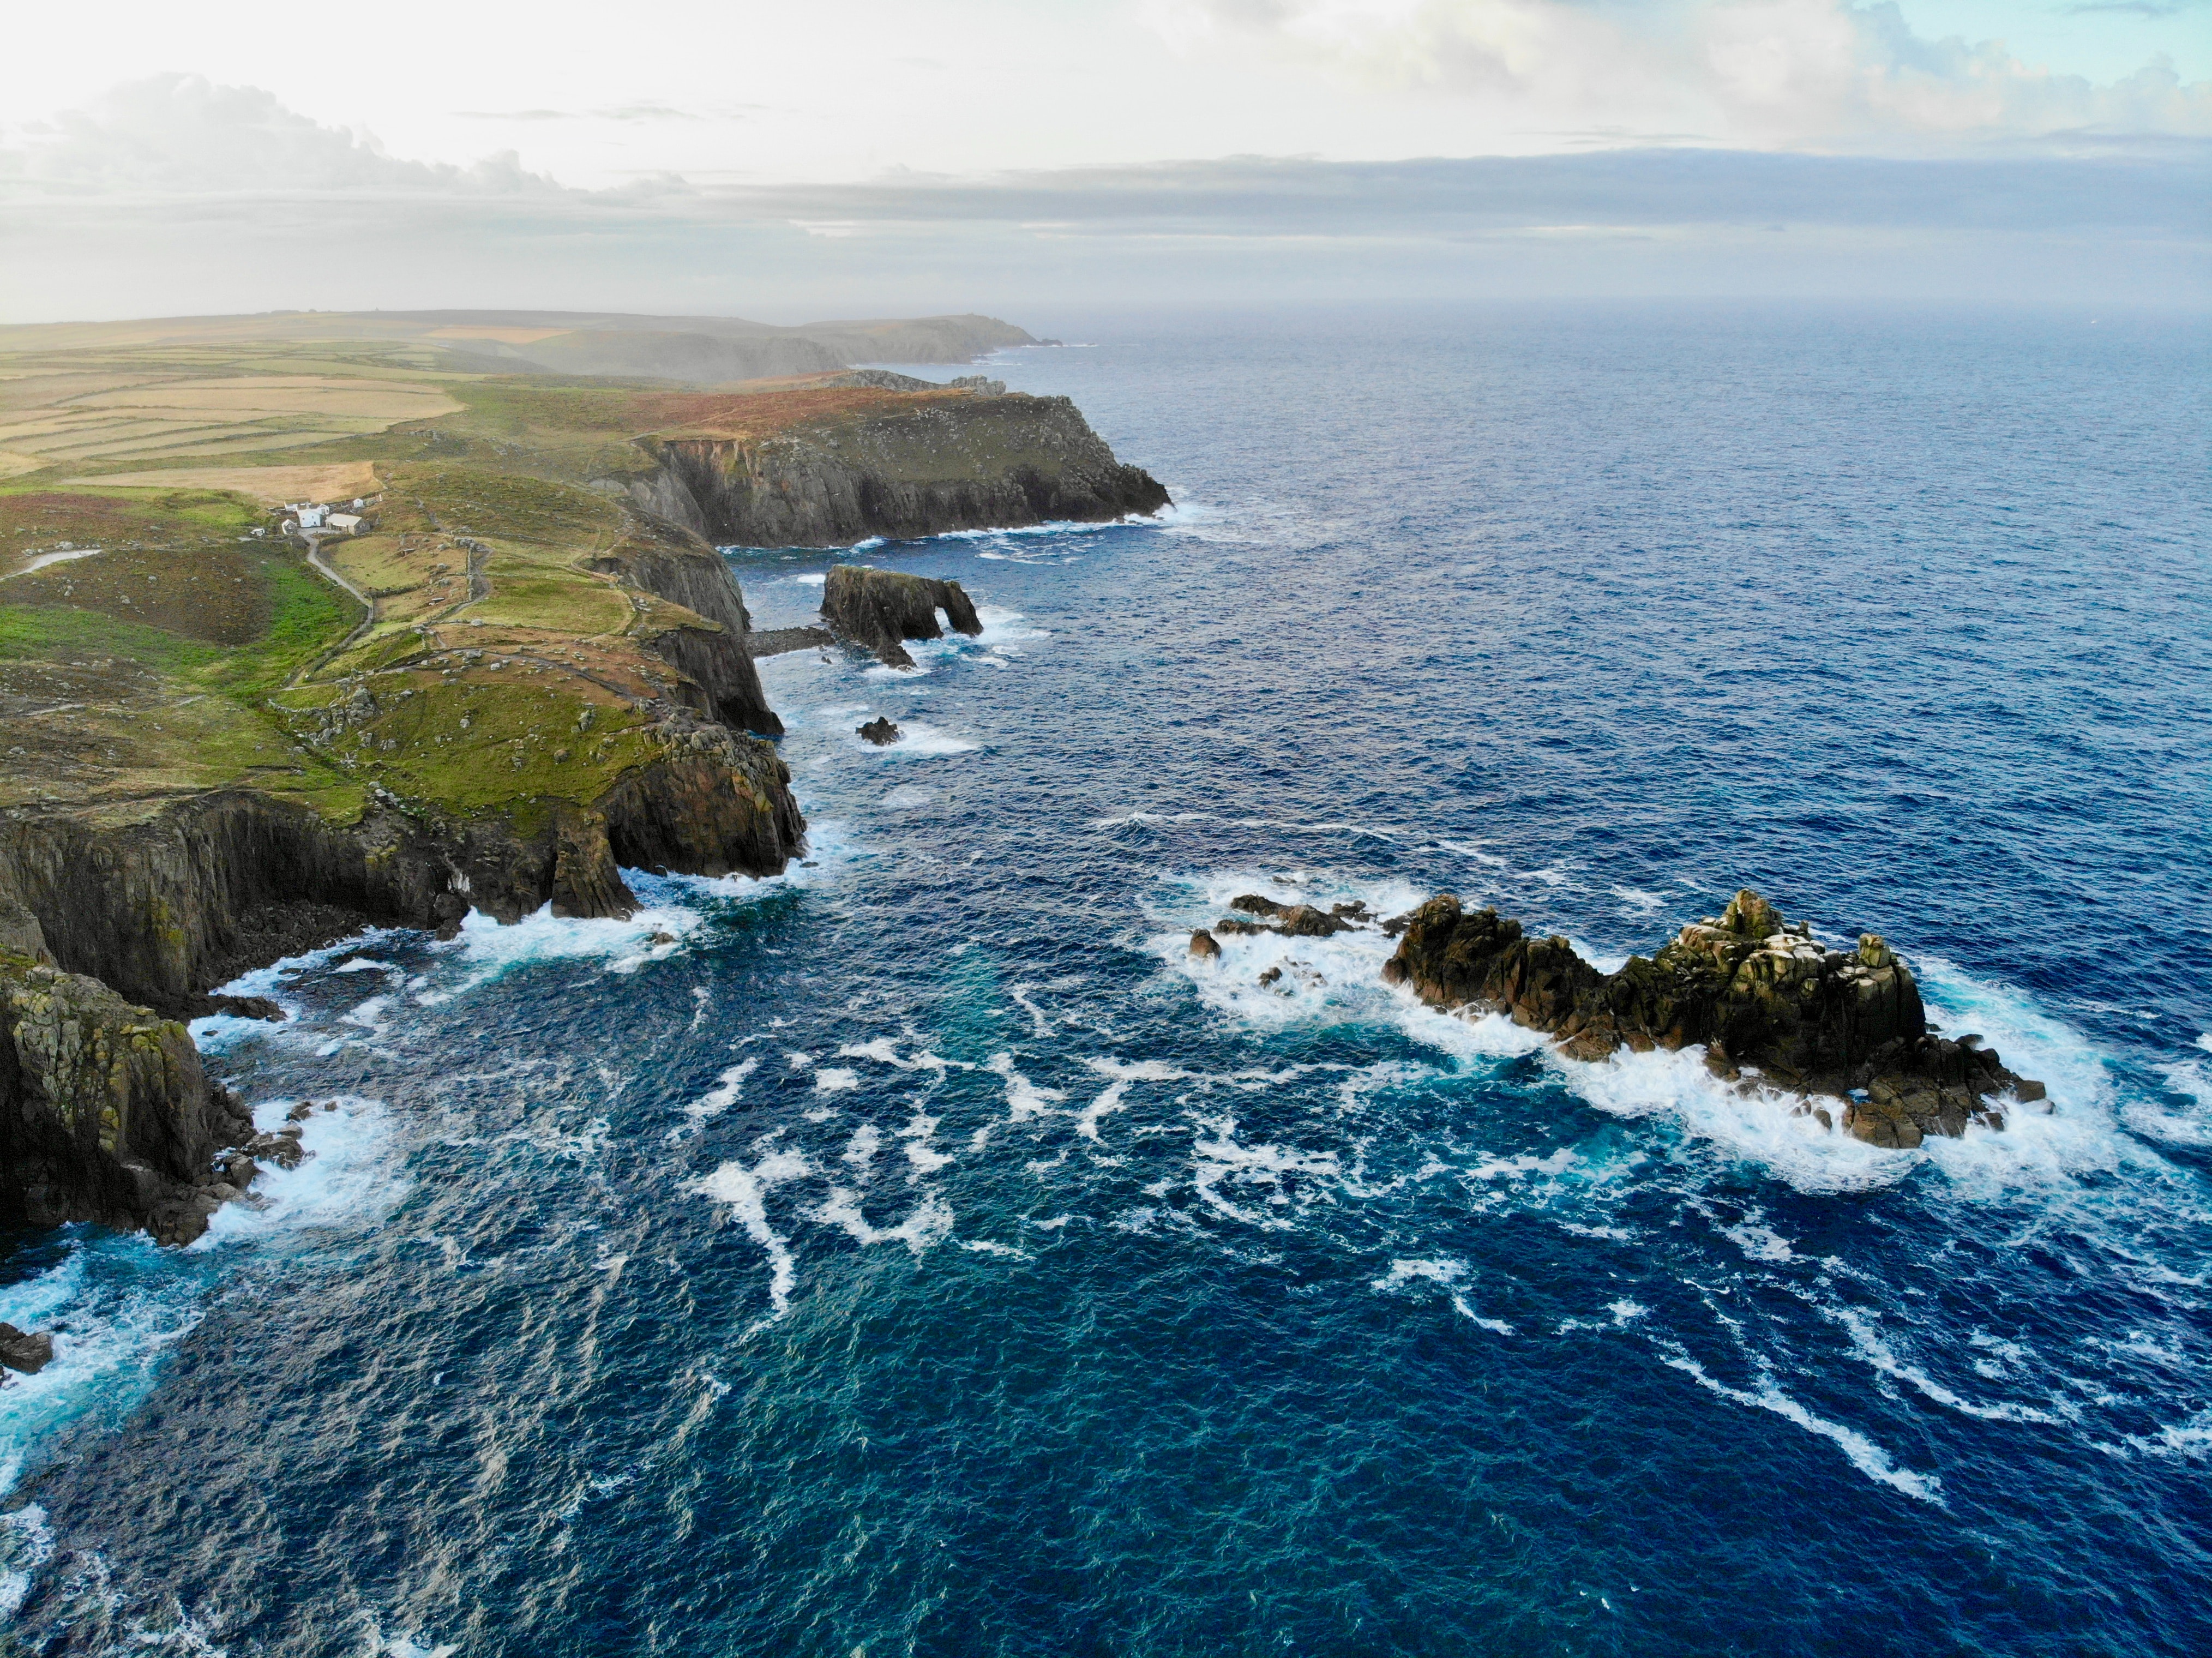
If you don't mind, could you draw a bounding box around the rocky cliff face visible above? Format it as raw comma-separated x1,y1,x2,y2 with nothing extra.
0,716,801,1237
629,392,1170,548
591,515,783,736
0,726,799,1020
1,907,252,1245
820,565,983,669
1383,888,2045,1146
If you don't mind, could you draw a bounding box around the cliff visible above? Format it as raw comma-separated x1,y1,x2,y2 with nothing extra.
1,911,253,1244
0,313,1173,1245
1381,888,2045,1147
627,389,1170,547
820,565,982,669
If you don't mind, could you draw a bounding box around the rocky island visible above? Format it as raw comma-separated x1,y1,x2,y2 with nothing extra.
0,309,1167,1243
1381,888,2044,1146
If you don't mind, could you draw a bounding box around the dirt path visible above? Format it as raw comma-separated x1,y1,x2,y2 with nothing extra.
295,532,377,685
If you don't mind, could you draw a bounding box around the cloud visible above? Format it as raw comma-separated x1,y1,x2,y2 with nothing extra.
455,104,710,123
1146,0,2212,146
0,74,564,197
0,78,2202,317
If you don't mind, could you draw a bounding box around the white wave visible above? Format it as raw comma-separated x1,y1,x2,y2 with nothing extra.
857,720,978,756
931,514,1159,545
842,1123,882,1171
1008,983,1054,1037
987,1053,1066,1122
1371,1258,1513,1333
901,1111,953,1174
1659,1348,1942,1502
687,1147,814,1331
813,1068,860,1094
837,1038,971,1074
1075,1056,1194,1149
670,1058,759,1142
790,572,827,585
2139,1036,2212,1147
810,1186,954,1255
1822,1303,2060,1425
1189,1112,1339,1228
416,898,699,1005
199,1095,409,1247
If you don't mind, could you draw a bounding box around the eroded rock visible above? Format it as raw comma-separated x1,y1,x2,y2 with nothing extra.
858,717,902,746
1382,887,2042,1140
0,1322,53,1375
821,565,983,669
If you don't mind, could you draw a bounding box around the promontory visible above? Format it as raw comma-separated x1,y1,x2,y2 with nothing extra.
0,309,1168,1241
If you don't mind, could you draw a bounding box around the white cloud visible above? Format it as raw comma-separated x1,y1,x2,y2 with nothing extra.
0,74,563,199
1145,0,2212,146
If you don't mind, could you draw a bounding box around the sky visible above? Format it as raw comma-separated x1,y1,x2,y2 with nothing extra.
1,1,2206,320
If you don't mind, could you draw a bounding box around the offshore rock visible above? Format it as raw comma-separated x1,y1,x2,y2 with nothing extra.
857,717,902,746
634,392,1170,549
822,565,983,669
1189,929,1222,960
0,944,252,1244
1382,888,2042,1142
0,1322,53,1374
1229,894,1354,938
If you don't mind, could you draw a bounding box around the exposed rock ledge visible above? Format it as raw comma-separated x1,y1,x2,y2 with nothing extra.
1381,888,2045,1148
821,565,982,669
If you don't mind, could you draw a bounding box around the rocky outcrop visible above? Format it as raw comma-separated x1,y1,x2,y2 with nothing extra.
747,625,834,658
0,720,801,1237
1,927,252,1244
1382,888,2044,1146
857,717,901,746
0,729,800,1018
0,1322,53,1374
632,392,1170,548
590,516,783,736
822,565,983,669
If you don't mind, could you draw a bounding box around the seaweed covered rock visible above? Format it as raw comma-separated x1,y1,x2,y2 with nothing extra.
822,565,983,669
1382,888,2041,1143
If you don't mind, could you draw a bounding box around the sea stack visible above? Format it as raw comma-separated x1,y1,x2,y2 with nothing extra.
822,565,984,669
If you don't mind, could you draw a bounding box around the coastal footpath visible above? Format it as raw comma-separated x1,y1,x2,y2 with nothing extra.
0,311,1167,1241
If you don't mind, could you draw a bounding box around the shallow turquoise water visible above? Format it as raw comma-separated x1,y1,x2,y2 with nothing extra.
2,304,2207,1655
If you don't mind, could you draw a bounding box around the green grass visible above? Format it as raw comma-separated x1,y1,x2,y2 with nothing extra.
0,604,225,671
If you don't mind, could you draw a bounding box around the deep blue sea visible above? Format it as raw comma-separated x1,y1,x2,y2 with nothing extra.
2,305,2208,1656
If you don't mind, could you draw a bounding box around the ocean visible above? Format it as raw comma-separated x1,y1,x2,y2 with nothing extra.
2,304,2207,1655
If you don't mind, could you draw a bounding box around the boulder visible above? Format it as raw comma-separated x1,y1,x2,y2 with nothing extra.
0,1322,53,1375
207,994,287,1022
1228,895,1352,938
857,717,902,746
1189,930,1221,960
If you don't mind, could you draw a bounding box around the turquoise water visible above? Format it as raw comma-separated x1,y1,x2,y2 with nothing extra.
2,305,2207,1655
